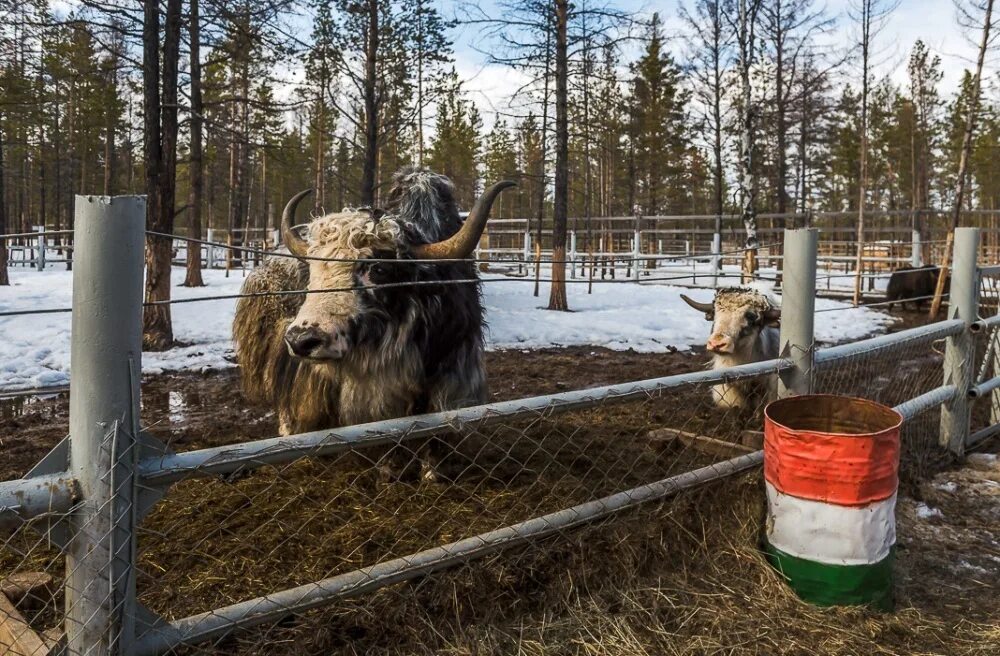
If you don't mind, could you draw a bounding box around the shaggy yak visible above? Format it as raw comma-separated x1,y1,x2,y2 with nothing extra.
885,266,947,311
233,167,515,480
681,287,781,409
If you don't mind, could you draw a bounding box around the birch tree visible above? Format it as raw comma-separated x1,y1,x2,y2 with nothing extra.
930,0,996,316
681,0,732,264
731,0,764,280
850,0,897,306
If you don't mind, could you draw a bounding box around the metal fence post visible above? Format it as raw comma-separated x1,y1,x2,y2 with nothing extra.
940,227,980,455
632,229,641,281
206,228,216,269
777,228,817,398
65,195,146,655
569,230,577,279
36,227,46,271
911,230,923,268
711,232,721,288
992,330,1000,427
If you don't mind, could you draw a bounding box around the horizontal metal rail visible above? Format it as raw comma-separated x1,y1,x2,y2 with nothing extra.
134,387,940,655
814,319,965,368
969,423,1000,446
895,385,956,419
972,314,1000,333
138,357,789,486
969,376,1000,399
0,474,78,527
979,265,1000,277
133,450,765,655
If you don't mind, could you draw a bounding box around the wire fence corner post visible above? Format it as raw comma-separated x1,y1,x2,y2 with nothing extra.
66,195,146,655
711,231,721,288
778,228,817,398
940,226,980,455
36,226,47,272
911,229,923,268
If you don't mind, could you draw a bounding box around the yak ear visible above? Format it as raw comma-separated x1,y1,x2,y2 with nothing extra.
762,307,781,327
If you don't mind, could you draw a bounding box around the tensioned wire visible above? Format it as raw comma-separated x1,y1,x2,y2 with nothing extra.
0,270,782,318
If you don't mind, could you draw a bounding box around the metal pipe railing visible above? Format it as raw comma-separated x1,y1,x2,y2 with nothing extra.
134,451,766,655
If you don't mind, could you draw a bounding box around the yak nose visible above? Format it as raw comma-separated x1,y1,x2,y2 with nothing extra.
706,335,733,354
285,326,329,358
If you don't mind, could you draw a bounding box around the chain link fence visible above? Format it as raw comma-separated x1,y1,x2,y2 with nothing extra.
1,201,998,655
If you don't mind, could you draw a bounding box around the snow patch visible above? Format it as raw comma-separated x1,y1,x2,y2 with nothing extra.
915,502,944,519
0,265,895,391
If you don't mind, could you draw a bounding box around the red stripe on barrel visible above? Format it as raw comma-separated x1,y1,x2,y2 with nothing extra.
764,395,902,506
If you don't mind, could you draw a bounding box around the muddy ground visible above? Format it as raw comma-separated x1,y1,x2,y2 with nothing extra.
1,307,998,655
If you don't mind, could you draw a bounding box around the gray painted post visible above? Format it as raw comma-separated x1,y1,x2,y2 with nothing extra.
777,228,817,398
711,232,721,288
570,231,577,278
206,228,216,269
65,196,145,655
36,228,46,271
911,230,923,268
940,227,980,455
632,230,641,282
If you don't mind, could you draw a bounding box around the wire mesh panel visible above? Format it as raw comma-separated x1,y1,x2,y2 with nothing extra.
814,323,952,485
125,370,776,654
0,512,68,654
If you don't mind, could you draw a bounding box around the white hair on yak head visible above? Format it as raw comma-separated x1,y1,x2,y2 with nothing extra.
382,166,463,245
712,286,777,314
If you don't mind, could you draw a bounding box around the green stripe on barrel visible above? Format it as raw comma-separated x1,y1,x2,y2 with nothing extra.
765,542,894,611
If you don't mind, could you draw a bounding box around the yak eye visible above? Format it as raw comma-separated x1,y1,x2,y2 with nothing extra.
745,310,759,324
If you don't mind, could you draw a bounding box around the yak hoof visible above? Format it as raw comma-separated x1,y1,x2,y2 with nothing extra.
420,462,442,484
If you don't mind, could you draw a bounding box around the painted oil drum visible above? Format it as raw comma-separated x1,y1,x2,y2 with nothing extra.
763,394,903,611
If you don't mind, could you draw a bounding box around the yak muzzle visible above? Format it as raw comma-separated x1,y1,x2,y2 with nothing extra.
706,335,734,354
284,326,348,360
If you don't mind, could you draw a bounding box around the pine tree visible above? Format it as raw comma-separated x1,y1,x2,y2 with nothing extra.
627,14,690,215
426,71,481,207
483,120,519,218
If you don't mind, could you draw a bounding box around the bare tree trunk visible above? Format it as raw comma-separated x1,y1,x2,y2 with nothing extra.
712,3,724,268
851,2,871,306
535,10,552,298
0,121,8,286
360,0,379,206
737,0,759,280
142,0,182,350
548,0,569,311
930,0,994,316
184,0,205,287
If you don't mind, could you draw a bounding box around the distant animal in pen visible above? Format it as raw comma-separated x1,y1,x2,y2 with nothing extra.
681,288,781,409
885,266,948,311
233,167,514,481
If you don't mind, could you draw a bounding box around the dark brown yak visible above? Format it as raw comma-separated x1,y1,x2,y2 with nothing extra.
233,167,514,480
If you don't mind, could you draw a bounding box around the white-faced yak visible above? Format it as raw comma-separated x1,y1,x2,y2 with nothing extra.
233,167,515,481
681,287,781,410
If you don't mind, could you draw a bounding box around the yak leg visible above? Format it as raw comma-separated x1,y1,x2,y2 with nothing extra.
418,435,454,483
712,382,746,410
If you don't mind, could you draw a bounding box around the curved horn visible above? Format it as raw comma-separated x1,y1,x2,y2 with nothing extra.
281,189,313,258
410,180,517,260
680,294,715,315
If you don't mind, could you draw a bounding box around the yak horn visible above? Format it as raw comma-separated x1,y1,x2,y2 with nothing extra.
282,189,313,258
680,294,715,314
410,180,517,260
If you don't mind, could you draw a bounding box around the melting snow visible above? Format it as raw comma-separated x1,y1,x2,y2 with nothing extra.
0,265,895,392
